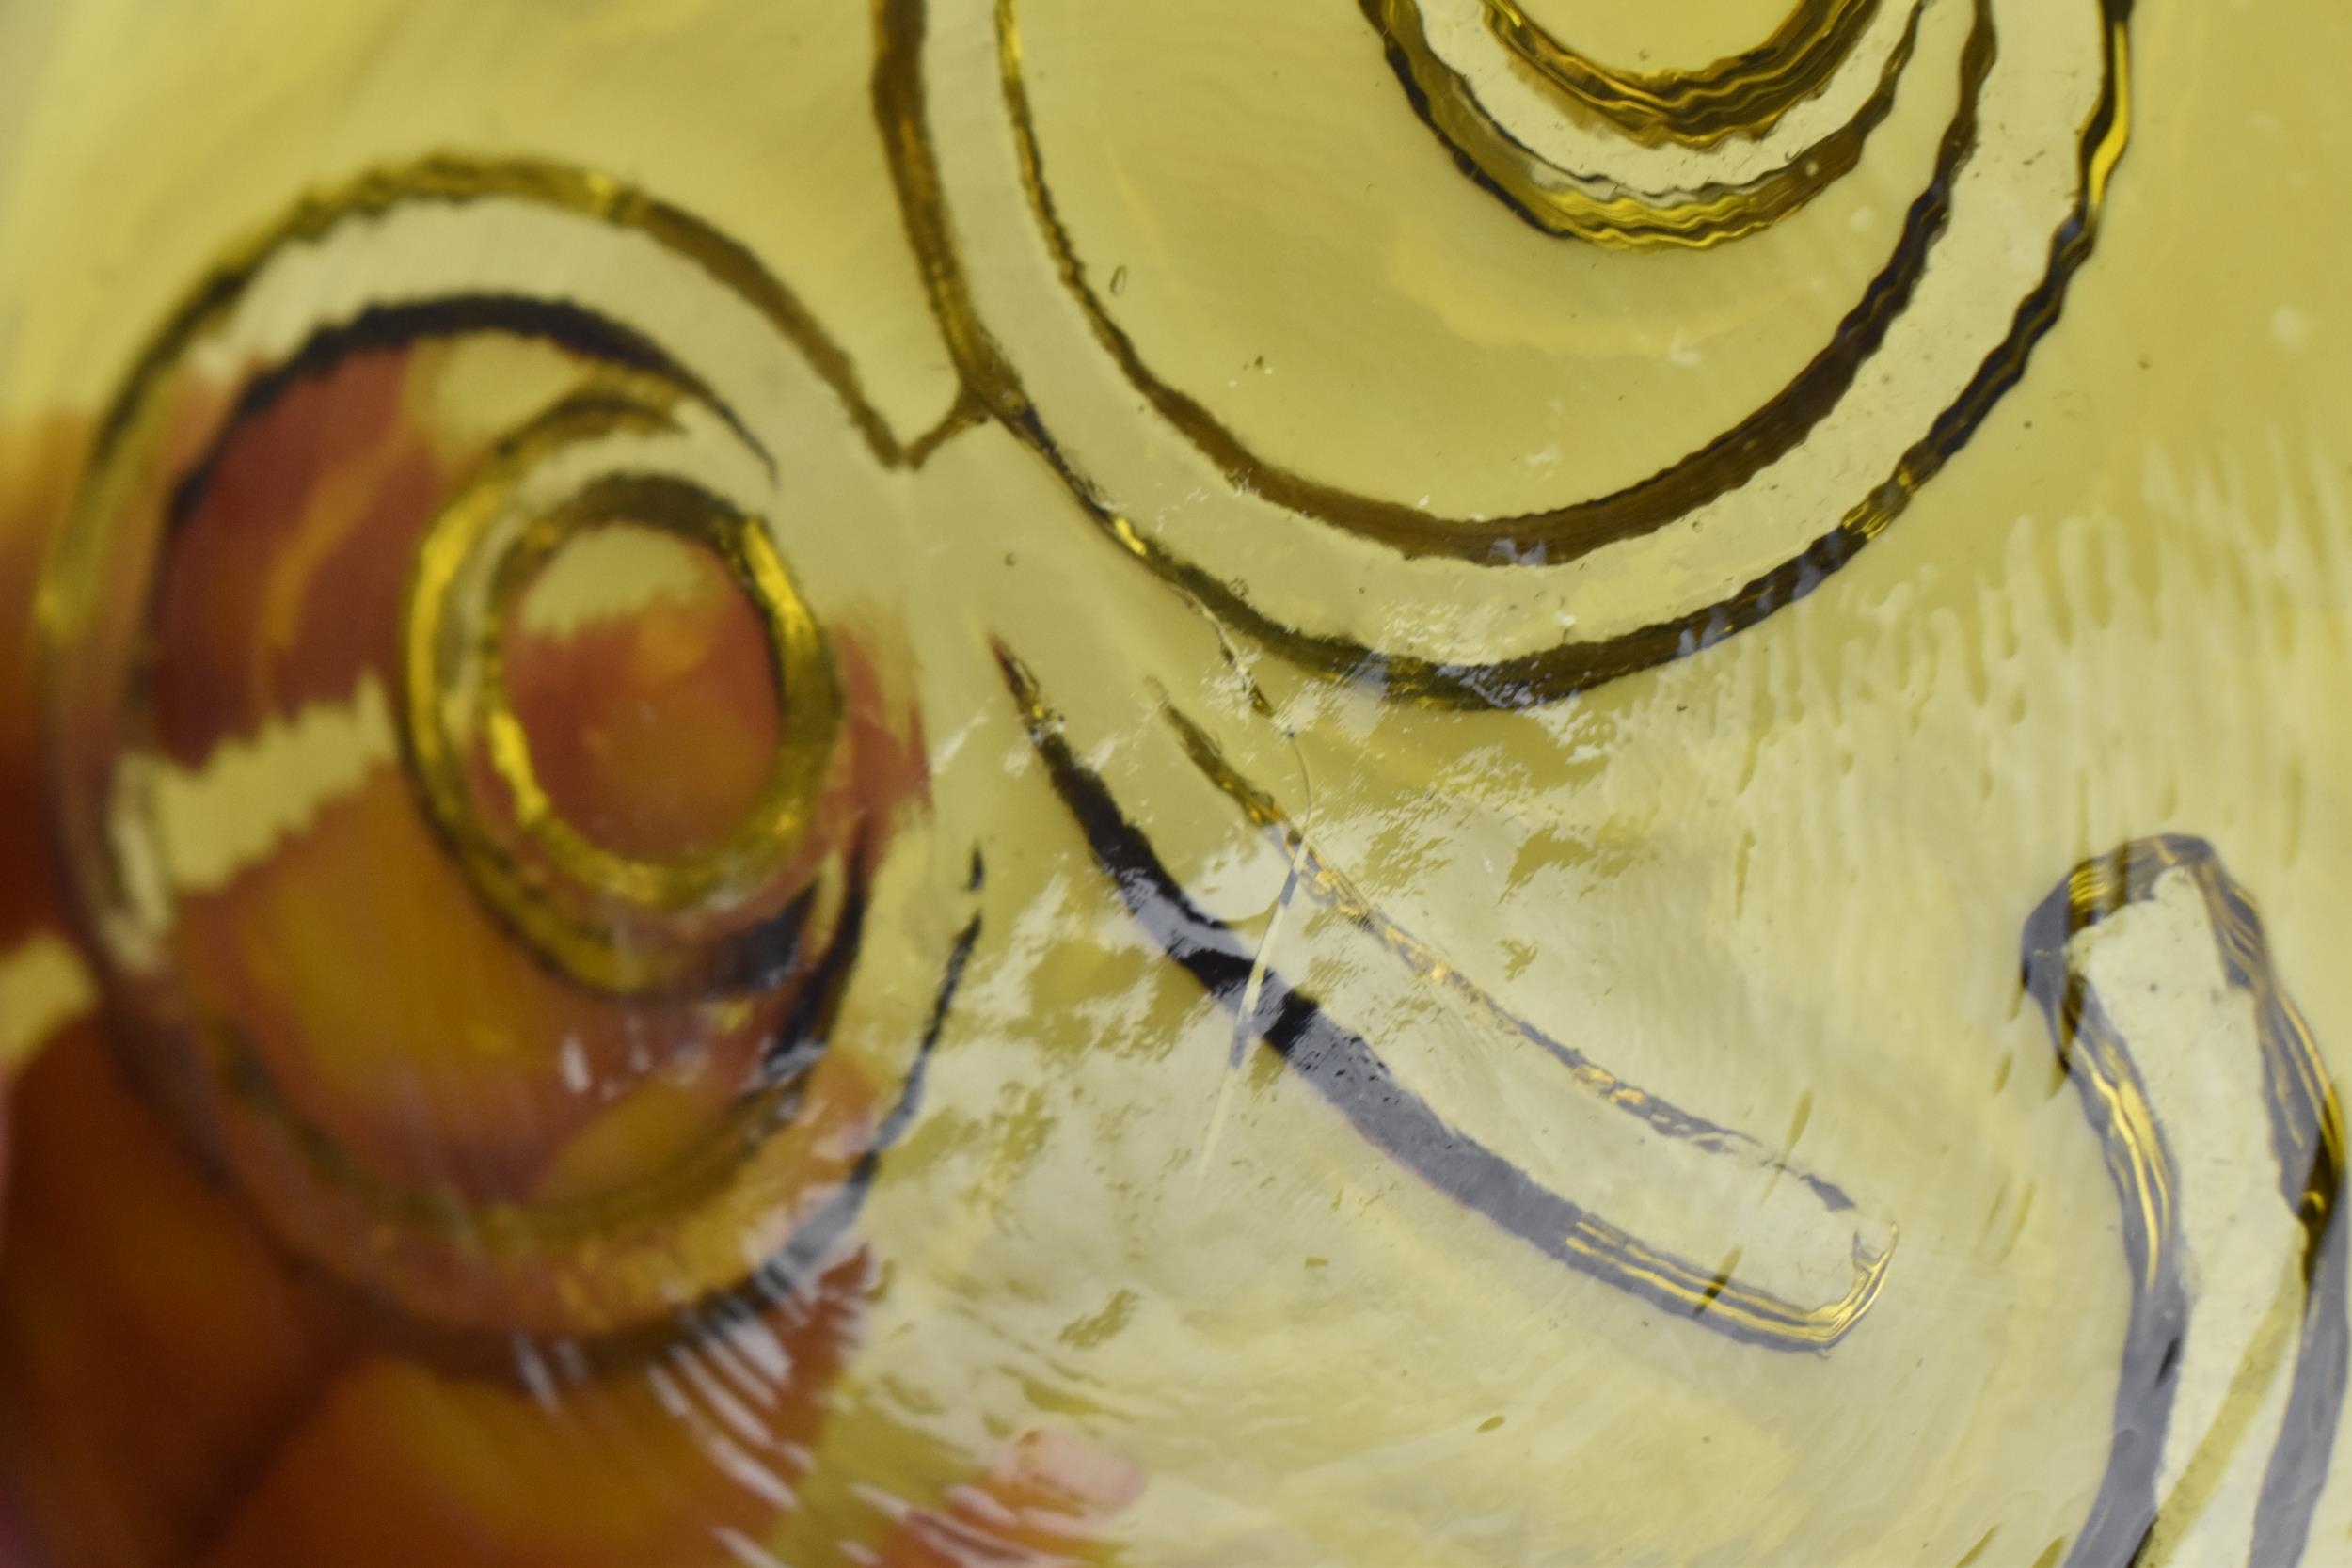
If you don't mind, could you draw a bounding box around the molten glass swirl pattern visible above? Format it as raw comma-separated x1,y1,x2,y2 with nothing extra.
0,1,2346,1564
38,162,963,1348
879,0,2131,702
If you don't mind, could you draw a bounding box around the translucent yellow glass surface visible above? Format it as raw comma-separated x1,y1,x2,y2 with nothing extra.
0,2,2347,1564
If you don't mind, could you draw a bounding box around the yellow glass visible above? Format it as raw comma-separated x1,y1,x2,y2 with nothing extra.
0,1,2346,1564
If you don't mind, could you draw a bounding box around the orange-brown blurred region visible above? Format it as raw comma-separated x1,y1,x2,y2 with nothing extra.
2,0,2351,1564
